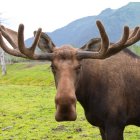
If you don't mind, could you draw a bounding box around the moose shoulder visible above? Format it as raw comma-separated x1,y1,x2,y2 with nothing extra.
0,21,140,140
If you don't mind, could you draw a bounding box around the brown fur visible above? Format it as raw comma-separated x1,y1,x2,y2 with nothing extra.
51,46,140,140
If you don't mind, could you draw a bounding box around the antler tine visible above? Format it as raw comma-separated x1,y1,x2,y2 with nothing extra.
128,26,139,39
124,27,140,47
0,32,26,58
96,20,109,56
105,26,129,57
77,20,109,59
18,24,42,59
0,24,54,60
110,26,129,48
0,25,17,49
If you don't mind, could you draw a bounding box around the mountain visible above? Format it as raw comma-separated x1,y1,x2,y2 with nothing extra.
26,2,140,48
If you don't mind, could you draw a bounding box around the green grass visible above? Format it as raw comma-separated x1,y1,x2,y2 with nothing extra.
0,62,140,140
0,62,54,86
129,45,140,55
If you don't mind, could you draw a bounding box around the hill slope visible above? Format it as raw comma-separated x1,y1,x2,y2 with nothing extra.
26,2,140,48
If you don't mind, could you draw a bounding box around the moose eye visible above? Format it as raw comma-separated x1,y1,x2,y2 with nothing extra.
75,65,81,71
50,64,57,72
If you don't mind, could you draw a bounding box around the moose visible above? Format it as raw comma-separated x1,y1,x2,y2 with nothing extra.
0,21,140,140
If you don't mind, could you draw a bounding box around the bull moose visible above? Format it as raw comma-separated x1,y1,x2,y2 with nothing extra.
0,21,140,140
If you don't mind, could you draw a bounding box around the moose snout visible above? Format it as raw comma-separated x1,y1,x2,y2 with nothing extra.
55,95,77,121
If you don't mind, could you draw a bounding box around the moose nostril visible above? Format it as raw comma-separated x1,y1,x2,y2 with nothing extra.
55,114,77,122
55,104,77,121
55,110,77,122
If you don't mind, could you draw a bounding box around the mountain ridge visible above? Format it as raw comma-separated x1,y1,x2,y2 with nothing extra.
26,2,140,48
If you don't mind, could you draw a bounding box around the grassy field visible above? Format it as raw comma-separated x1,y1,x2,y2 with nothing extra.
0,62,140,140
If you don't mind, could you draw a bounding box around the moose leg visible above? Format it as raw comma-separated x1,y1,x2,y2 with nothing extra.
105,125,124,140
99,127,106,140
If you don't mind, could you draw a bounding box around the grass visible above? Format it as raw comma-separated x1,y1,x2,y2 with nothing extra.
0,62,140,140
130,45,140,55
0,62,54,86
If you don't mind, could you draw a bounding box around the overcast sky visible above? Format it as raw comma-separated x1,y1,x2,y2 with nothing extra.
0,0,139,38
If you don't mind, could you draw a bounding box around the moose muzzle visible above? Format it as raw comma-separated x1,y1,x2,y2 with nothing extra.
55,95,77,121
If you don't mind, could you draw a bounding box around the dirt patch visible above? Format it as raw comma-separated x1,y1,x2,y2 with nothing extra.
52,125,67,131
75,128,82,132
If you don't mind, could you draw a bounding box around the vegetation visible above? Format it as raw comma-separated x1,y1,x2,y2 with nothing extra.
0,61,140,140
129,45,140,55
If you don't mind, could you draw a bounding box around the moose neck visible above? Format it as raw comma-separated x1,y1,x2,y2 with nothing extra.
75,59,104,110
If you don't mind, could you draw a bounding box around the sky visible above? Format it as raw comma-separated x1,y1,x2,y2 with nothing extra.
0,0,139,39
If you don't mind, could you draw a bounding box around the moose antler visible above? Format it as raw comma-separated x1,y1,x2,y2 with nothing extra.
0,25,26,57
0,24,54,60
105,26,140,58
77,21,140,59
0,21,140,61
128,26,139,39
77,21,109,59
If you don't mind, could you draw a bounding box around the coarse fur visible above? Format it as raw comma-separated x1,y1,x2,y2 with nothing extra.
76,48,140,132
51,45,140,140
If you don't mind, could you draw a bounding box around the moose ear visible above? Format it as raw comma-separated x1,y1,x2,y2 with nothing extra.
80,38,101,51
34,31,55,53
